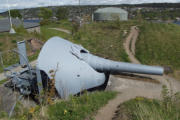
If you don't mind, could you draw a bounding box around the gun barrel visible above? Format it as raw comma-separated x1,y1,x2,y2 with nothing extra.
82,53,164,75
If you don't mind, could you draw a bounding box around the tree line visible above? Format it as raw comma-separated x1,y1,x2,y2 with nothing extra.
9,7,69,23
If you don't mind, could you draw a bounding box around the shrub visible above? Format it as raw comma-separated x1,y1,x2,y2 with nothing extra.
39,8,53,20
40,19,51,26
14,25,27,34
56,7,69,20
10,9,22,19
71,22,80,35
11,40,17,44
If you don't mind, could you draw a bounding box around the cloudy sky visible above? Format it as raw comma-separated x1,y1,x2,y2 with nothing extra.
0,0,180,13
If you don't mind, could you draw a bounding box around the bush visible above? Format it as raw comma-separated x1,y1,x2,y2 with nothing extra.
56,7,69,20
11,40,17,44
10,9,22,19
40,19,51,26
14,25,27,34
72,22,80,35
39,8,53,20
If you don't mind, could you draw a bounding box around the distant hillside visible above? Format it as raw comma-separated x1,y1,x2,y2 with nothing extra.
132,3,180,8
1,3,180,19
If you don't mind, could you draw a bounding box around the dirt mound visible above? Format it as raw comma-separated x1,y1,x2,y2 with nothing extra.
27,38,43,56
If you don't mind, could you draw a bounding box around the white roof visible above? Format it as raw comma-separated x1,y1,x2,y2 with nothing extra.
94,7,128,14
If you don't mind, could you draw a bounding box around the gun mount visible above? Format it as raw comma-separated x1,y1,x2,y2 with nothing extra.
3,37,164,99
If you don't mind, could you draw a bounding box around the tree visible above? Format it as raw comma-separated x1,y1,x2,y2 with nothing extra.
39,8,53,20
10,9,22,19
56,7,69,20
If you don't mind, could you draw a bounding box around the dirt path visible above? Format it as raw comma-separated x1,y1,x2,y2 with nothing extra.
95,75,162,120
123,26,180,92
49,28,71,34
123,26,140,64
94,26,180,120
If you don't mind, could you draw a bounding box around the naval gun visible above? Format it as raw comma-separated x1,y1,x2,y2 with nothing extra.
4,37,164,98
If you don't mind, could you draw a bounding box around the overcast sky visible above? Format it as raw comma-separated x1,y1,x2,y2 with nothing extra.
0,0,180,13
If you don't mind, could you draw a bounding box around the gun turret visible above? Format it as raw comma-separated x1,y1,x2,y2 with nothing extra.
37,37,164,98
4,37,164,98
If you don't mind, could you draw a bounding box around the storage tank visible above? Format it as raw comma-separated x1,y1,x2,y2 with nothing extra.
93,7,128,21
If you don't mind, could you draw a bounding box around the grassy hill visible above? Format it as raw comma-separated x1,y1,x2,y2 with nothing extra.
113,86,180,120
0,20,180,119
38,20,137,62
136,22,180,79
0,20,136,75
72,21,137,62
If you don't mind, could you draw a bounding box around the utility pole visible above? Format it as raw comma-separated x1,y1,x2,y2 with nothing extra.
7,0,16,34
79,0,80,13
78,0,82,26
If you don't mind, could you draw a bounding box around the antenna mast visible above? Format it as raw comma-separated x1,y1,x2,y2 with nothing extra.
7,0,16,34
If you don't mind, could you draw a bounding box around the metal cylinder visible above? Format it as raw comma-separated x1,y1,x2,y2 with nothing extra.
81,53,164,75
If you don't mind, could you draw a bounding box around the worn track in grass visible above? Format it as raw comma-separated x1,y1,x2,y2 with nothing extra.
95,26,180,120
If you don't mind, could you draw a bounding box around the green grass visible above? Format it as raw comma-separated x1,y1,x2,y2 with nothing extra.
0,21,72,72
51,20,73,30
0,26,41,72
136,22,180,69
39,25,72,42
0,32,32,51
71,21,138,62
114,86,180,120
48,91,117,120
4,91,117,120
0,16,4,19
38,20,137,62
0,79,7,85
0,20,138,72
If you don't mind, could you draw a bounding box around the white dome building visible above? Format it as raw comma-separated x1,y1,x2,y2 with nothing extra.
93,7,128,21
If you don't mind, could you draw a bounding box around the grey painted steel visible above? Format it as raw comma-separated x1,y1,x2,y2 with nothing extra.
93,7,128,21
37,37,106,98
81,53,164,75
36,66,43,94
17,41,28,66
4,42,34,95
37,37,164,98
